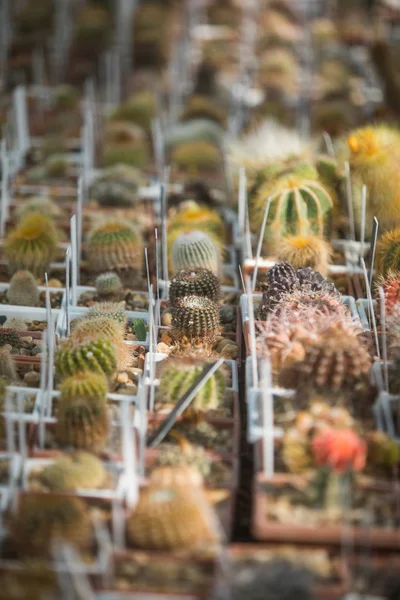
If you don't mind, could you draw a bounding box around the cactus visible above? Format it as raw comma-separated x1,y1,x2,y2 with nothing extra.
15,196,62,221
132,318,147,341
45,156,68,179
153,441,212,481
7,270,39,307
296,266,339,296
10,495,92,558
110,91,157,131
170,141,221,174
150,464,204,489
0,561,57,600
181,95,227,126
169,201,225,241
376,271,400,315
366,431,400,475
0,348,18,382
103,145,149,169
341,125,400,235
95,272,123,298
252,164,334,248
259,47,298,94
0,329,22,349
277,235,332,276
157,358,225,414
169,268,220,305
312,428,366,473
71,316,130,370
3,318,27,331
171,230,221,276
86,301,127,326
172,296,220,343
4,214,58,276
257,262,299,318
87,220,143,275
56,379,109,452
376,228,400,276
38,452,107,491
55,338,117,380
280,325,371,397
126,483,216,550
90,164,145,207
59,371,108,404
275,287,348,322
53,84,79,111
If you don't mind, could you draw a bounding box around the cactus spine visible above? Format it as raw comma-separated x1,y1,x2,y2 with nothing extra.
277,235,332,276
169,268,220,305
95,272,123,298
37,452,107,491
172,296,220,343
87,220,143,275
55,338,117,379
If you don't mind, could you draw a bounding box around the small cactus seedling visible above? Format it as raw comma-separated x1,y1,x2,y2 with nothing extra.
7,270,39,307
157,358,226,414
4,214,58,276
132,318,147,341
87,220,143,275
0,329,22,349
252,163,334,246
95,272,123,298
169,268,220,305
57,374,109,452
126,482,216,550
55,338,117,380
10,494,92,558
171,230,221,276
277,235,332,276
172,296,220,344
38,452,107,491
86,301,127,326
376,228,400,276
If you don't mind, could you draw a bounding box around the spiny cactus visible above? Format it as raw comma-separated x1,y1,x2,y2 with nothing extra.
15,196,62,221
153,441,213,481
110,91,156,131
277,235,332,276
376,228,400,276
282,428,312,474
275,287,347,321
7,270,39,307
126,483,216,550
56,380,109,452
4,213,58,276
38,452,107,491
0,329,22,349
181,95,227,126
55,338,117,380
172,296,220,343
95,272,123,298
86,301,127,326
157,359,225,414
312,427,366,473
279,325,372,396
377,271,400,315
170,201,225,241
366,431,400,475
0,348,18,382
87,220,143,275
71,316,130,370
169,268,220,305
171,230,221,276
341,125,400,235
10,495,92,558
150,464,204,489
59,371,108,404
252,164,334,247
170,140,221,174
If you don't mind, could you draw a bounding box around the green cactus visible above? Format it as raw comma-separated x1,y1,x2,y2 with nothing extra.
7,270,39,307
169,268,220,305
181,95,227,126
55,338,117,380
132,318,147,341
15,196,62,221
172,296,220,342
252,164,334,249
86,301,127,326
0,329,22,349
158,358,225,413
376,228,400,276
103,145,149,169
71,316,125,344
4,214,58,276
87,220,143,275
57,373,109,452
10,495,92,558
170,140,221,174
110,91,157,131
171,230,221,276
37,452,107,491
95,272,123,297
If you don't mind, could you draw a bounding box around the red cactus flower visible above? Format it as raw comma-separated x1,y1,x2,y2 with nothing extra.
311,428,366,473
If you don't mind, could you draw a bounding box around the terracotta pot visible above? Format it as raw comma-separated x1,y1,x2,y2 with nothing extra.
252,472,400,550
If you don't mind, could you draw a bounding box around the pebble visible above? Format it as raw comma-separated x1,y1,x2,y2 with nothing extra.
157,342,171,355
24,371,40,386
117,372,129,384
48,279,63,288
129,367,143,376
21,337,33,343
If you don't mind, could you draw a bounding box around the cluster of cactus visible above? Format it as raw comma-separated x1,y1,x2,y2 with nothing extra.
169,268,220,305
55,338,117,380
7,270,39,307
56,372,109,452
87,220,143,276
126,481,216,550
172,296,220,344
95,272,123,298
4,213,58,276
38,452,107,491
171,230,221,276
252,164,334,249
10,494,91,558
157,358,226,414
